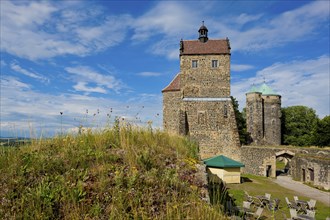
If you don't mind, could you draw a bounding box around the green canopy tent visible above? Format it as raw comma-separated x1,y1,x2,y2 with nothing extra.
204,155,245,184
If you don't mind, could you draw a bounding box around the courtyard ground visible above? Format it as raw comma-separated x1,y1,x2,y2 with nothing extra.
273,175,330,206
227,174,330,219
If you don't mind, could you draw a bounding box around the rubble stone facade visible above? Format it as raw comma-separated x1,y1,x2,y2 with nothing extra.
162,24,329,190
246,84,281,145
162,24,241,161
241,146,330,190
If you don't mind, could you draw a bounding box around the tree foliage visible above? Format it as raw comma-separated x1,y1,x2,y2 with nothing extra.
281,106,319,146
231,96,249,145
313,115,330,147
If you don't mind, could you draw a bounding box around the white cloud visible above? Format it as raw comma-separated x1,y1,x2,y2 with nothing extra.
0,75,162,137
231,64,254,72
232,55,330,118
138,72,162,77
0,1,131,60
235,13,263,25
73,82,107,94
0,76,31,90
132,1,200,41
131,1,209,59
10,63,49,83
221,1,330,52
65,66,123,93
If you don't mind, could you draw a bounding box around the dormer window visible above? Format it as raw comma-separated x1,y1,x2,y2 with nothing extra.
192,60,198,68
212,60,218,68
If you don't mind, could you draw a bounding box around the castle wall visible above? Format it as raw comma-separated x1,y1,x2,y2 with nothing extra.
241,146,330,189
182,100,241,161
180,54,230,98
163,91,181,134
291,154,330,190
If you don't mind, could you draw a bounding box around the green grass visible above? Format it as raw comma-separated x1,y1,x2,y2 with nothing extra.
227,174,330,219
276,160,286,170
0,127,224,219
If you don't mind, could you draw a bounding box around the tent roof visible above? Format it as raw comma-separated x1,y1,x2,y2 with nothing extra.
204,155,245,168
246,82,279,96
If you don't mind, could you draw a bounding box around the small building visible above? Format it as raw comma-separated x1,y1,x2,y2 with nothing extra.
204,155,245,184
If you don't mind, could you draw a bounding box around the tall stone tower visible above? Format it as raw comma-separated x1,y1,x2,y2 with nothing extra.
162,23,241,161
246,83,281,145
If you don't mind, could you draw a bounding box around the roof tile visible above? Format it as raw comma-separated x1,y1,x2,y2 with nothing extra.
181,39,230,55
162,73,181,92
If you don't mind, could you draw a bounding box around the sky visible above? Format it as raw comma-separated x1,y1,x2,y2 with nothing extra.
1,0,329,137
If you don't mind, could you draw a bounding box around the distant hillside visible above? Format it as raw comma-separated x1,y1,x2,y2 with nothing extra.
0,127,224,219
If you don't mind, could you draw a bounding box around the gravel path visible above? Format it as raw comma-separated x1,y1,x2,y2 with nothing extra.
273,176,330,207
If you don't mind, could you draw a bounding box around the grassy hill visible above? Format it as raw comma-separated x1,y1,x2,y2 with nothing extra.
0,127,224,219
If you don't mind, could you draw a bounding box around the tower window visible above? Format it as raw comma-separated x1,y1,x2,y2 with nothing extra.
212,60,218,68
224,104,228,118
192,60,198,68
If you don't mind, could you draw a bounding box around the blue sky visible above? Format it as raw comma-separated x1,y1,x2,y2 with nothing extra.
1,0,329,137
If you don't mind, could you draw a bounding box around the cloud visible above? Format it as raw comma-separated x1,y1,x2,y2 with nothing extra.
137,72,162,77
221,1,330,52
235,13,263,25
0,1,132,60
10,63,49,83
131,1,199,41
232,55,330,118
231,64,254,72
0,75,162,137
131,1,209,59
65,66,123,93
73,82,107,94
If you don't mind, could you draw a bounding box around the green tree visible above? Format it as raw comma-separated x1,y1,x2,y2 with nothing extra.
281,106,319,146
313,115,330,147
231,96,248,145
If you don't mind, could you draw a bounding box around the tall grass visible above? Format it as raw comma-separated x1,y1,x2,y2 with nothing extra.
0,126,223,219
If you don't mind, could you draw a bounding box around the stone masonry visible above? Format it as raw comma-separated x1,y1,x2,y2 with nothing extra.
162,23,329,190
162,23,241,161
246,84,281,145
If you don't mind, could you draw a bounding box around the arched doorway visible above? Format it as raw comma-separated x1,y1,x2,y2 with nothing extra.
275,150,295,176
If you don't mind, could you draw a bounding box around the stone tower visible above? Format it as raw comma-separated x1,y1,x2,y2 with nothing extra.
246,83,281,145
162,23,241,161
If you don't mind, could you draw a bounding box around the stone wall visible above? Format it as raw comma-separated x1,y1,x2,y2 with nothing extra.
291,154,330,190
163,91,181,134
180,54,230,98
246,93,263,144
263,95,281,145
181,100,241,161
241,146,330,188
245,94,281,146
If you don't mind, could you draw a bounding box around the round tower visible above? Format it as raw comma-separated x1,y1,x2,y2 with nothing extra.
246,85,264,145
260,83,281,145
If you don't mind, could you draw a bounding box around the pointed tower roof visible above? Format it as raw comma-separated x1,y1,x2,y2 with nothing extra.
246,82,279,96
246,84,260,94
259,82,279,96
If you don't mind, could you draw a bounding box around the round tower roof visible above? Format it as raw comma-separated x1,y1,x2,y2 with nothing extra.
246,83,279,96
259,82,279,96
246,84,260,94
